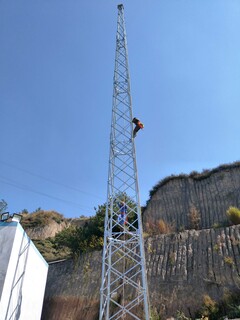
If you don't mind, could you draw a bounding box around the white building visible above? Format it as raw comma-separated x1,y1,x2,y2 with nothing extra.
0,221,48,320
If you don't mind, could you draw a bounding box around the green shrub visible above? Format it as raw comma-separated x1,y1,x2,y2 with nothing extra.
150,308,161,320
33,238,71,262
226,206,240,225
54,194,137,258
227,304,240,318
195,291,240,319
54,211,105,257
212,222,221,229
224,256,234,266
201,294,219,318
222,290,240,319
213,243,221,253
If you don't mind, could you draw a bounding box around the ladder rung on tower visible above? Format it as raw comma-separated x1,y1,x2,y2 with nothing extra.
99,4,150,320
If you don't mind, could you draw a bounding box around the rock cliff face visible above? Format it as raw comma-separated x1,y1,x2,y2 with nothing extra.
143,163,240,231
145,226,240,317
25,218,90,240
41,163,240,319
41,225,240,319
25,220,68,240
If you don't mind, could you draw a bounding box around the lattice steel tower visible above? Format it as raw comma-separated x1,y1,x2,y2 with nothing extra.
99,4,150,320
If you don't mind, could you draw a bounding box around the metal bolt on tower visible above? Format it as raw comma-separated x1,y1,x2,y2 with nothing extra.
99,4,150,320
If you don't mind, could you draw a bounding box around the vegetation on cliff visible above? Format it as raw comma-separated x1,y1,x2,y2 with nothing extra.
145,205,202,235
226,206,240,225
33,238,71,262
174,292,240,320
21,209,65,229
53,204,105,258
147,161,240,203
53,195,138,258
18,194,138,261
2,162,240,318
194,292,240,320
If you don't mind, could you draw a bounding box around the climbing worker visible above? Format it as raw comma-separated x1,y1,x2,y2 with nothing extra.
132,117,144,138
117,201,128,226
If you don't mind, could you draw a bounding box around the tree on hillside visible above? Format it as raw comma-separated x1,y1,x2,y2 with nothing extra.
21,209,29,214
54,204,106,257
54,193,138,258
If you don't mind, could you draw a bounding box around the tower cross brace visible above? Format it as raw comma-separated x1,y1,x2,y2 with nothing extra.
99,4,150,320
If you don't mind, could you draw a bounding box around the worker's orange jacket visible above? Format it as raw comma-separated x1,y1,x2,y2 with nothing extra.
138,121,144,129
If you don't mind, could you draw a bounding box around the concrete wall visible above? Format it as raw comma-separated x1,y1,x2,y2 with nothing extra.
0,222,48,320
42,251,101,320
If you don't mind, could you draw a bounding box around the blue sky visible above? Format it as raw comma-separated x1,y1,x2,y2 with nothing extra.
1,0,240,218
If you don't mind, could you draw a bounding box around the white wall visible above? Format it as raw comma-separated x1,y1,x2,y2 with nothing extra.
0,222,48,320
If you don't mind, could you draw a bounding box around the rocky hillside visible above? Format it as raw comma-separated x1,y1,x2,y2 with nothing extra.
41,225,240,319
143,162,240,232
21,211,91,262
37,162,240,319
145,226,240,318
21,210,90,240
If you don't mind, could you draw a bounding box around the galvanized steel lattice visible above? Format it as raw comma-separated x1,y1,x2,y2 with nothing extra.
99,5,150,320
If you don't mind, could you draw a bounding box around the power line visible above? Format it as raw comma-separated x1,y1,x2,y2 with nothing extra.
0,175,93,211
0,160,104,201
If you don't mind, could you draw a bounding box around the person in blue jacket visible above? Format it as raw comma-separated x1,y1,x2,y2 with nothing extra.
118,201,128,226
